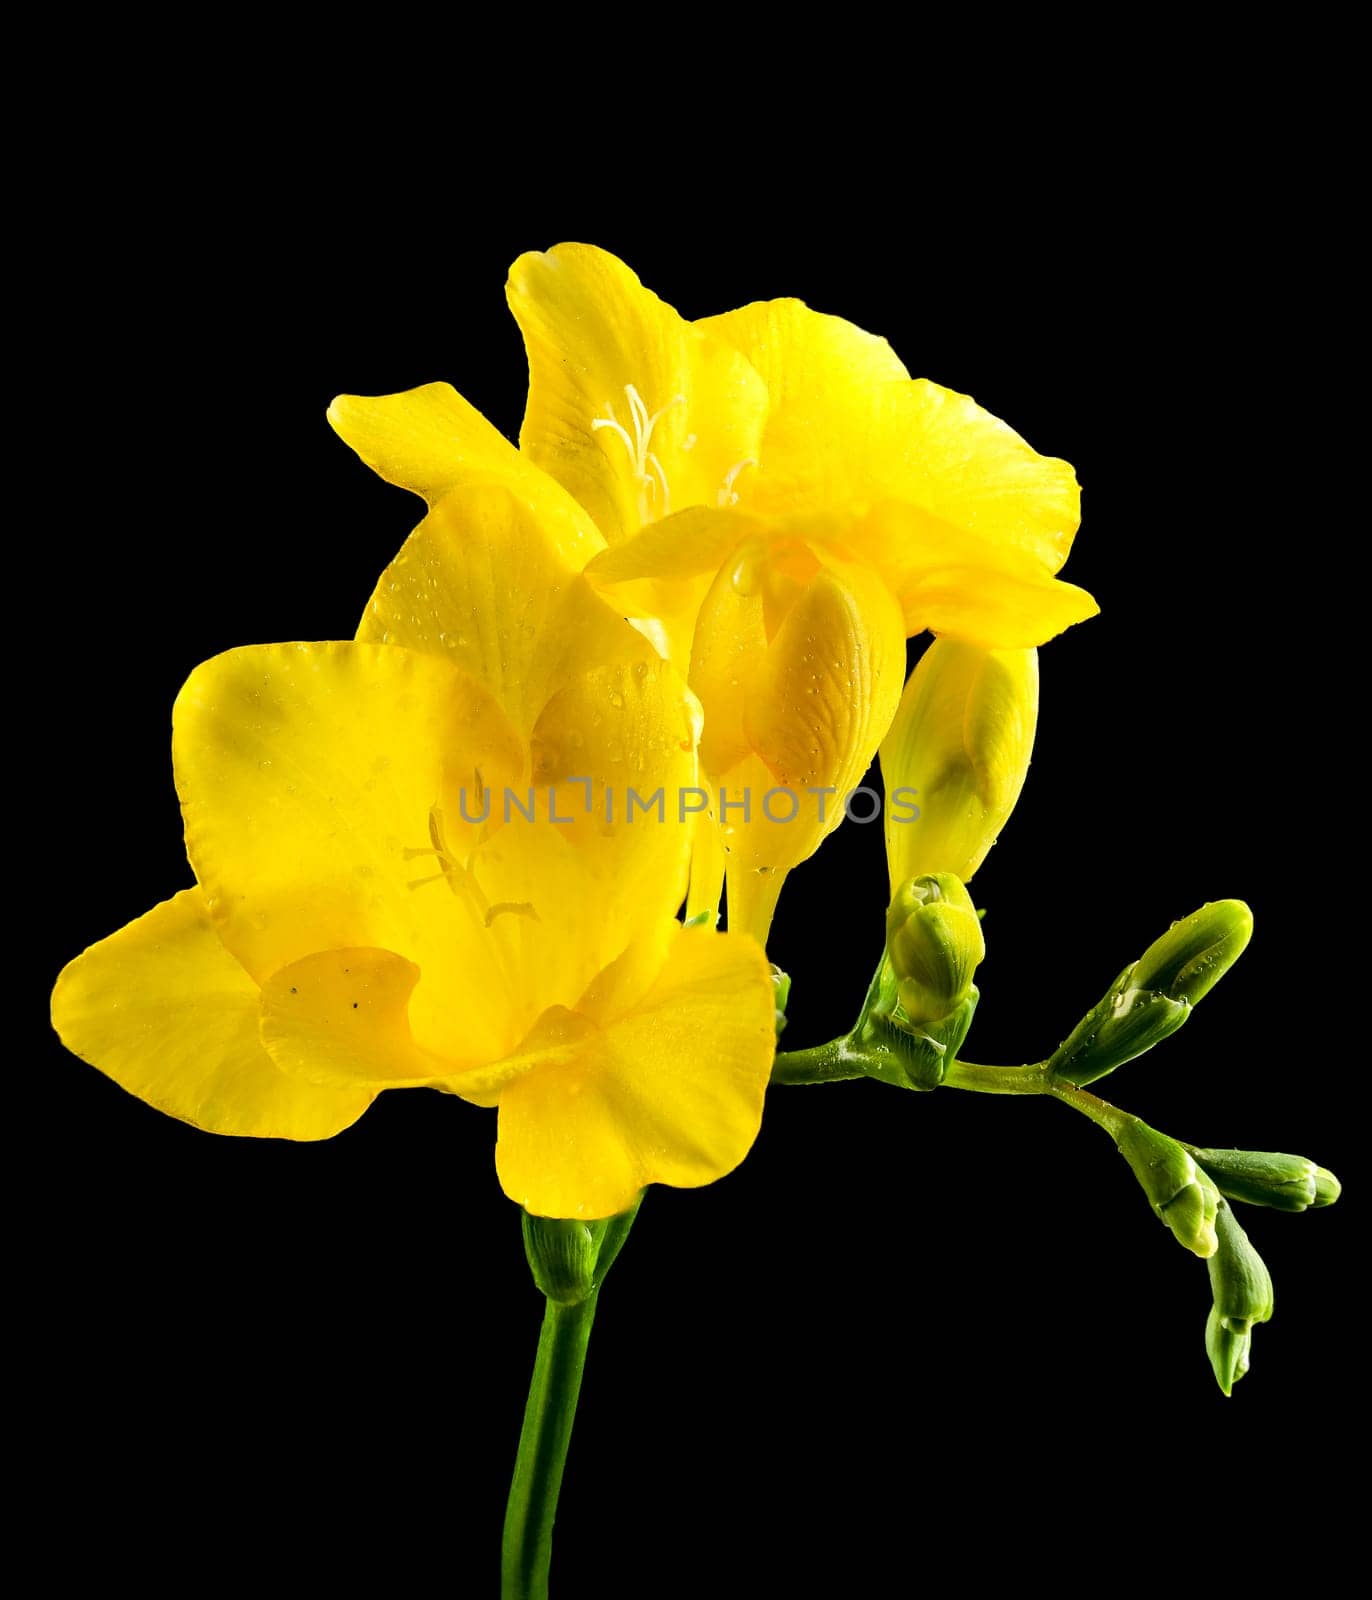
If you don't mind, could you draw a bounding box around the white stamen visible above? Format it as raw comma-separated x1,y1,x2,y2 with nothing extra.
718,458,756,507
626,384,651,444
645,450,671,512
591,416,636,456
593,384,687,523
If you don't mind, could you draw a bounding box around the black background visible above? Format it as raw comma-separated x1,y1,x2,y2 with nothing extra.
29,137,1355,1589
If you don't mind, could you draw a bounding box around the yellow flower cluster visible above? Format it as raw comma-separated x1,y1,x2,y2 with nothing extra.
52,245,1092,1217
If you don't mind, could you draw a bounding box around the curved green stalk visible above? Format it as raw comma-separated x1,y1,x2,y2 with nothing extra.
502,1292,599,1600
773,1043,1129,1134
772,1042,1049,1093
942,1059,1051,1095
769,1037,869,1084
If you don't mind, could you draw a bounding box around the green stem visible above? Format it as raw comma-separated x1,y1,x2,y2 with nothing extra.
775,1041,1054,1093
771,1037,869,1084
502,1292,599,1600
773,1035,1137,1147
770,946,891,1085
942,1059,1051,1095
1047,1078,1134,1138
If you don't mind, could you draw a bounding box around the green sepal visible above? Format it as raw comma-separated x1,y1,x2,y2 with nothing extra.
1192,1147,1342,1213
860,979,978,1091
1116,1119,1220,1257
520,1195,644,1305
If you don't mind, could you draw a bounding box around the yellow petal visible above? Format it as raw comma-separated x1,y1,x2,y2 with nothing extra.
836,501,1098,645
891,383,1081,575
686,541,770,778
327,381,602,567
585,506,756,668
572,914,678,1025
745,558,906,798
458,655,701,1028
260,947,446,1087
259,949,593,1108
685,781,727,926
881,640,1039,890
747,378,1081,576
450,1005,598,1108
587,506,759,587
719,560,905,944
506,243,768,542
358,483,649,738
702,297,909,388
714,750,790,948
903,564,1098,647
671,546,907,944
700,296,909,448
494,923,775,1218
51,889,372,1139
172,641,520,1063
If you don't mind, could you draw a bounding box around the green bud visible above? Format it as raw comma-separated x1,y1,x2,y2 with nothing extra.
1205,1201,1274,1395
1206,1305,1252,1397
1051,969,1191,1087
772,965,791,1038
1116,1119,1220,1257
1208,1201,1274,1325
1050,902,1252,1088
1192,1146,1343,1213
521,1197,642,1304
886,874,986,1026
858,965,978,1092
1132,900,1253,1005
1314,1167,1342,1206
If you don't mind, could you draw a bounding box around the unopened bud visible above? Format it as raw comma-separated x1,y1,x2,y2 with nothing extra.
1205,1201,1274,1396
772,965,792,1038
1314,1167,1343,1206
880,639,1038,890
856,959,978,1092
886,874,985,1027
1116,1119,1220,1257
1133,900,1253,1005
1050,902,1253,1088
1206,1306,1252,1397
1051,969,1190,1087
1192,1147,1343,1213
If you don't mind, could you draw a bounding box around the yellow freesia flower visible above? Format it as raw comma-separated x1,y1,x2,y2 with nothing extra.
881,640,1040,891
51,485,776,1218
329,244,1096,943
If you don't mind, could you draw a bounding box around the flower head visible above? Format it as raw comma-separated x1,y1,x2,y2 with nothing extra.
52,487,775,1218
329,244,1098,945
